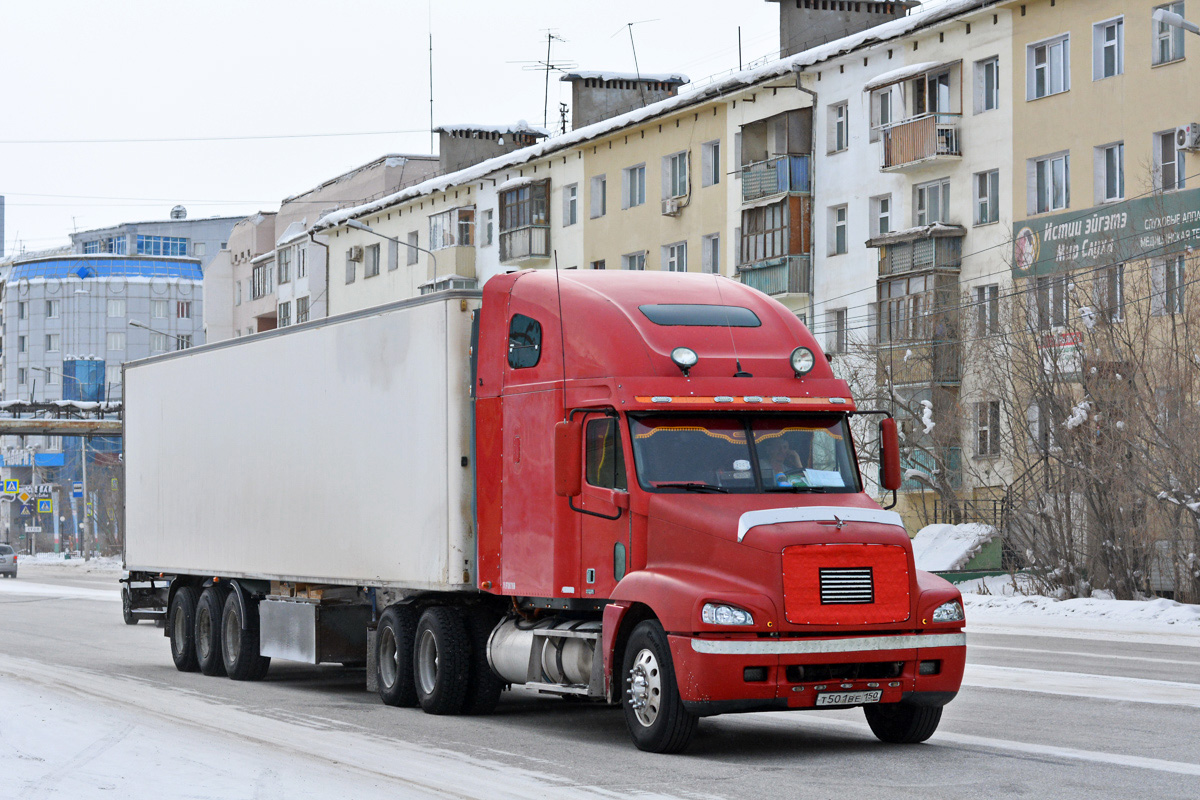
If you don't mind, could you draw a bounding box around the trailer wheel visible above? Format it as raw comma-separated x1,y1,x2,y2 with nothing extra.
168,585,200,672
221,592,270,681
413,606,470,715
461,607,506,715
122,588,138,625
195,585,230,676
621,620,697,754
377,605,419,707
864,702,942,744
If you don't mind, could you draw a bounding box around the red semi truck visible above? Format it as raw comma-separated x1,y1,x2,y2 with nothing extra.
123,270,966,753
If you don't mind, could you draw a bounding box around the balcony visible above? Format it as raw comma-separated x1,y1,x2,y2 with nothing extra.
736,255,811,297
741,155,811,203
877,340,961,386
880,114,961,171
877,234,963,277
499,225,550,263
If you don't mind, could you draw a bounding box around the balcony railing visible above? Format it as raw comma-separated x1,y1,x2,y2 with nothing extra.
499,225,550,263
736,255,812,296
877,340,961,385
880,113,961,170
879,236,963,276
741,155,811,203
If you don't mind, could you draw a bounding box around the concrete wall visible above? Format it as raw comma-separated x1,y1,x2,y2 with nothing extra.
567,78,685,130
772,0,911,57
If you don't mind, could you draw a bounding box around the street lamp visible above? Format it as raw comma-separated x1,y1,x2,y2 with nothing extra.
129,319,191,349
344,219,440,286
1153,7,1200,35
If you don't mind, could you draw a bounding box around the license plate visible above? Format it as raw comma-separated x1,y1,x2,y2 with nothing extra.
815,690,882,706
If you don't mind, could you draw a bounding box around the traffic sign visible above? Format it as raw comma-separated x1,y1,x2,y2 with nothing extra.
24,526,42,533
36,498,52,514
72,482,83,499
17,491,31,504
19,504,31,517
3,479,17,494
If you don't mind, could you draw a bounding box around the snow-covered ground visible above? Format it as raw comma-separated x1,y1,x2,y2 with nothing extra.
911,523,997,571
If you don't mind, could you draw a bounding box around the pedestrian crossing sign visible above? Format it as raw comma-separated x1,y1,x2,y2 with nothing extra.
3,479,16,494
37,498,53,514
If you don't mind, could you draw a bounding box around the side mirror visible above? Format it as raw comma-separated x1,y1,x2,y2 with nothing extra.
879,418,902,492
554,419,583,497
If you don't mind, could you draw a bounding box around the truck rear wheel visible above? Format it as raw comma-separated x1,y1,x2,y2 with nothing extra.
621,620,697,754
122,588,138,625
864,702,942,744
461,607,506,715
195,585,230,676
221,592,270,681
377,605,419,707
168,586,200,672
413,606,470,715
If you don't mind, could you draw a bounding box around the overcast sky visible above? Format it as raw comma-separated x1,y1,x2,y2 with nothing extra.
0,0,948,255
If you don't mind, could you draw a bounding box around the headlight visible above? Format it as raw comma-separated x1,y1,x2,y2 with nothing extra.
790,346,815,377
701,603,755,626
931,600,964,623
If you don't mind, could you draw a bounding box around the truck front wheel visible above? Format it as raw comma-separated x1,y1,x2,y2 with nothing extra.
195,585,230,677
122,588,138,625
168,586,200,672
221,592,270,681
621,620,698,754
864,702,942,744
413,606,470,715
377,605,419,707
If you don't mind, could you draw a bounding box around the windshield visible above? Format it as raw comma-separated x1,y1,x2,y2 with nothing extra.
629,414,861,494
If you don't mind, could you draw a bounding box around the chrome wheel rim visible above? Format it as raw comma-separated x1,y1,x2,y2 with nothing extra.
627,648,662,728
416,629,439,696
379,626,399,688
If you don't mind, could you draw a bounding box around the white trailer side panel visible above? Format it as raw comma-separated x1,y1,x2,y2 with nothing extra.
124,293,478,590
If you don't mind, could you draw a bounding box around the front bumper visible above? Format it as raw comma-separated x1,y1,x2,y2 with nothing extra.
668,631,965,716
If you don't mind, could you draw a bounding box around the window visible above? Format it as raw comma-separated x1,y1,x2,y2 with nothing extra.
590,260,606,270
1155,130,1186,192
663,242,687,272
429,211,453,250
871,195,892,237
107,332,125,351
585,418,627,490
1030,152,1070,213
507,314,542,369
976,284,999,335
975,170,999,225
253,261,274,297
107,299,126,318
277,247,291,283
136,235,188,256
278,301,292,328
622,252,646,271
701,140,721,187
1093,18,1124,79
1027,34,1070,99
150,332,169,353
45,333,60,352
499,181,550,261
974,56,1000,113
364,244,381,278
296,296,310,324
829,308,848,353
664,152,688,198
83,241,100,254
17,368,26,386
106,365,121,387
297,247,307,278
177,301,192,319
1153,255,1187,315
1035,273,1070,329
870,89,893,141
1154,2,1186,65
193,242,206,257
622,164,646,208
877,273,956,343
457,208,474,246
563,184,578,226
701,233,720,274
830,205,848,255
345,254,355,284
176,334,193,351
829,102,849,152
44,299,59,318
152,299,169,319
914,179,951,225
17,335,26,353
407,231,420,264
1096,143,1125,202
17,301,26,320
590,175,607,218
739,201,789,264
976,401,1001,457
1096,264,1125,322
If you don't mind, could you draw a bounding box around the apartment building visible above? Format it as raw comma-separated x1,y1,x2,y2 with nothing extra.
68,212,238,273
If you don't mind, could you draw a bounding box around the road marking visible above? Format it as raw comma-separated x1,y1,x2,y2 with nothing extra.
970,643,1200,667
968,623,1200,649
963,663,1200,707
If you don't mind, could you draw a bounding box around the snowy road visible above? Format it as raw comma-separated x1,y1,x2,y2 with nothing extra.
3,564,1200,799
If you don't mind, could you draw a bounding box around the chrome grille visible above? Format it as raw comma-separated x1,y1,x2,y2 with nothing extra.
819,567,874,605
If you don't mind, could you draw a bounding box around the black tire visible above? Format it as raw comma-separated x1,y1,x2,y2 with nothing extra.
621,620,698,754
122,588,138,625
864,702,943,744
168,585,200,673
221,592,270,681
413,606,471,715
376,605,419,707
195,585,230,677
461,607,506,715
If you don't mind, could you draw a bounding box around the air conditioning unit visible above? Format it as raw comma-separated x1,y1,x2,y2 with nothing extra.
661,198,682,217
346,245,364,262
1176,123,1200,151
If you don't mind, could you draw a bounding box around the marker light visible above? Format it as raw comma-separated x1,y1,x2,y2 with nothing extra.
671,346,699,376
790,347,816,377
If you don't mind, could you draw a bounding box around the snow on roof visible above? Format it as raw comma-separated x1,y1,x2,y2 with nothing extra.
863,60,945,91
866,221,967,247
912,523,999,571
561,71,689,85
315,0,988,233
433,122,551,137
276,221,309,248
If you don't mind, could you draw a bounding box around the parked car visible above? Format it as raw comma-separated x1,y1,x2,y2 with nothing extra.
0,544,17,578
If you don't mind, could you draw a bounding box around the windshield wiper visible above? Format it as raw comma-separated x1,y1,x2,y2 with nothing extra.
765,485,829,493
652,482,730,493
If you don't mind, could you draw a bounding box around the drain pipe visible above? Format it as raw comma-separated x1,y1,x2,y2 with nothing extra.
307,229,331,319
792,64,818,337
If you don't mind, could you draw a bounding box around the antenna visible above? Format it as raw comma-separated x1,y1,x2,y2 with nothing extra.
611,19,659,108
513,31,576,129
428,2,434,153
558,102,569,135
711,275,750,377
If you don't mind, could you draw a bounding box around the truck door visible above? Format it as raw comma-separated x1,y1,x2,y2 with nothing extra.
578,414,631,599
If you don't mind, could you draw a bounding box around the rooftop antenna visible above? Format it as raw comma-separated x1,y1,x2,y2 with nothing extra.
513,31,576,130
611,19,659,108
558,102,569,135
428,1,434,153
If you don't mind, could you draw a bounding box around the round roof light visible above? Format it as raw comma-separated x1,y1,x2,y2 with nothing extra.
671,346,699,376
790,346,815,377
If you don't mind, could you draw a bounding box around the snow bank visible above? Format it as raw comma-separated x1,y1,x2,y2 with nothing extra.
961,579,1200,632
912,523,998,571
